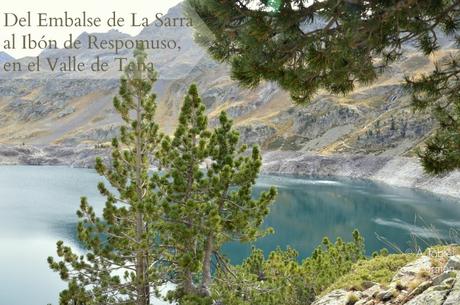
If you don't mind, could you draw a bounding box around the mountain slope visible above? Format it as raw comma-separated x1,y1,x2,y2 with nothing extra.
0,3,453,160
0,52,14,63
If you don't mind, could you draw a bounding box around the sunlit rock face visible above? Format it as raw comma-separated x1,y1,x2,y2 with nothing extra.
313,252,460,305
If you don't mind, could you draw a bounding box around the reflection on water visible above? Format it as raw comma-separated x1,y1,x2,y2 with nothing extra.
225,175,460,262
0,166,459,305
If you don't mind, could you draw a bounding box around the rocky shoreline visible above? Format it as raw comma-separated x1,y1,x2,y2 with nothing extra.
262,151,460,199
0,144,109,168
0,145,458,199
313,247,460,305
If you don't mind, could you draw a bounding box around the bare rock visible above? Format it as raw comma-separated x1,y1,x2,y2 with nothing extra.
392,256,432,286
446,256,460,271
444,273,460,305
407,281,432,299
311,290,349,305
376,288,397,301
432,270,456,286
361,284,381,298
406,284,451,305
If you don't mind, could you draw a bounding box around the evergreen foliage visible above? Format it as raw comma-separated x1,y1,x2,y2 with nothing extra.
187,0,460,173
187,0,459,103
303,230,365,294
326,253,416,293
48,48,164,305
212,230,365,305
406,58,460,174
158,85,277,304
48,49,276,305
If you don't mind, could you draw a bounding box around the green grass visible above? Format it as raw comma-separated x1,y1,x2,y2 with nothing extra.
346,292,360,305
324,254,417,294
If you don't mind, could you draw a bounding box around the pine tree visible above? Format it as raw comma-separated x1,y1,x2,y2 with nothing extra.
187,0,459,103
48,48,165,305
157,84,213,302
48,50,277,305
405,59,460,174
158,85,277,304
187,0,460,173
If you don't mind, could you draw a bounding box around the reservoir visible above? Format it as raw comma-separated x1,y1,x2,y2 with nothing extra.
0,166,459,305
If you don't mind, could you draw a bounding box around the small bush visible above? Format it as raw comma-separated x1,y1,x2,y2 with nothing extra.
417,268,430,279
325,253,416,293
213,230,366,305
346,293,359,305
395,280,405,291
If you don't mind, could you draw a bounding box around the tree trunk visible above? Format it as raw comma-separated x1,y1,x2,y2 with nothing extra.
184,269,195,295
200,234,213,296
135,94,149,305
136,212,149,305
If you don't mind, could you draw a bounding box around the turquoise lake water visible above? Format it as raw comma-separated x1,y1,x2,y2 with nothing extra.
0,166,459,305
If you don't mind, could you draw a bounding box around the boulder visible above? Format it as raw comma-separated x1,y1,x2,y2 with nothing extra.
432,270,456,286
406,285,451,305
376,288,396,301
446,256,460,271
407,280,432,299
444,273,460,305
361,284,381,298
392,256,432,286
311,290,349,305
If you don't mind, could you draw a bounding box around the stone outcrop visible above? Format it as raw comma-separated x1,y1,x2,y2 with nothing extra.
312,253,460,305
312,290,350,305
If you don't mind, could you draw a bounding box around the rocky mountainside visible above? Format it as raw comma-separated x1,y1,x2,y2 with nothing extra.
0,52,14,63
0,3,458,196
0,3,448,153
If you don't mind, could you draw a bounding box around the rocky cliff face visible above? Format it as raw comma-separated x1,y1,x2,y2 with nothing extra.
313,249,460,305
